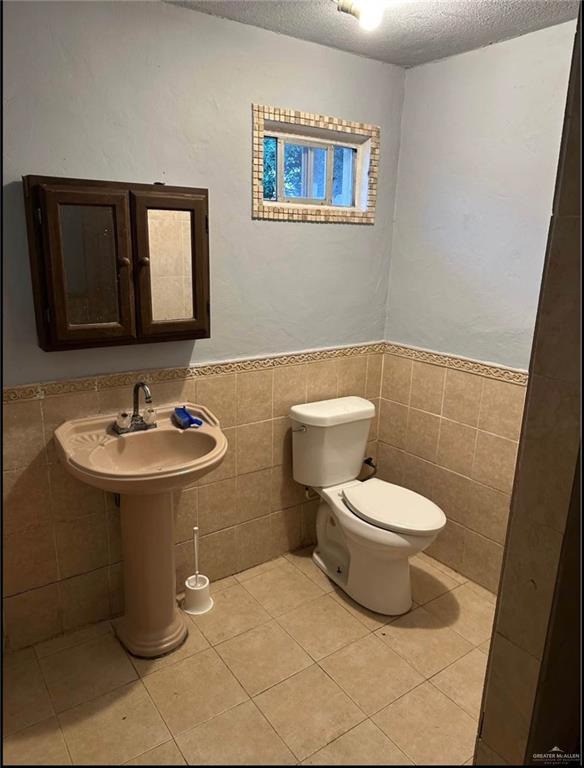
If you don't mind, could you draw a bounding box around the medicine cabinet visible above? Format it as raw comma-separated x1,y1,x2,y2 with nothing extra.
23,176,210,350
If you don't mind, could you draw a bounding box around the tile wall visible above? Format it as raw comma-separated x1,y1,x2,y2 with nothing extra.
376,351,526,593
2,341,526,652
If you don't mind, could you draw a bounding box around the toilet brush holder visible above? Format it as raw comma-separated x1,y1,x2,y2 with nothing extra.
183,574,214,615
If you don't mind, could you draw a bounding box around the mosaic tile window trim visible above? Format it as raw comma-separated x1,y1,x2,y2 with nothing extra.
2,341,528,402
252,104,380,224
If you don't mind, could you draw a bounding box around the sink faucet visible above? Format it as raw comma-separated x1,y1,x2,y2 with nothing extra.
112,381,157,435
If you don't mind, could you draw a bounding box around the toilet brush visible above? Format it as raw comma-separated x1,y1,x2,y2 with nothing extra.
182,526,214,615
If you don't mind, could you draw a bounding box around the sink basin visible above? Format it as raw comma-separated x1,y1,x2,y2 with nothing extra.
54,402,227,659
55,403,227,494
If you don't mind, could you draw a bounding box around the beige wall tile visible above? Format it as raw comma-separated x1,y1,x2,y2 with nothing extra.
237,516,273,572
42,391,99,464
306,360,338,402
425,519,465,572
337,356,367,397
198,478,238,535
236,370,273,424
429,465,471,525
462,481,510,545
378,399,408,448
60,568,110,631
472,432,518,494
410,362,446,414
271,465,305,511
198,526,239,581
237,421,272,475
2,458,52,536
365,354,383,399
108,563,124,616
381,355,412,404
376,443,406,486
401,453,435,499
273,365,307,418
3,400,46,471
462,530,503,593
148,378,196,408
200,426,236,483
55,512,108,580
442,370,483,426
301,500,318,547
481,633,540,764
437,419,477,476
479,380,526,440
173,487,198,544
4,584,61,651
49,462,105,521
367,399,380,441
270,507,302,557
237,469,272,523
196,375,236,427
272,417,292,468
3,525,59,597
406,409,440,462
175,540,195,589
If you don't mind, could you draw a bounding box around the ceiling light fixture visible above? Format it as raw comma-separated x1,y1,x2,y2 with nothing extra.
336,0,385,31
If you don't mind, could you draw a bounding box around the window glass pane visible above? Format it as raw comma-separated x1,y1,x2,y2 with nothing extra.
284,143,308,198
263,136,277,200
332,146,356,207
312,147,327,200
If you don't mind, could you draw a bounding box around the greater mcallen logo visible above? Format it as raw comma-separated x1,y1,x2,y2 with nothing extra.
532,746,581,763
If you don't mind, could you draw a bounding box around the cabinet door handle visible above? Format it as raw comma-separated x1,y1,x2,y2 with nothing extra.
139,257,150,267
117,257,131,267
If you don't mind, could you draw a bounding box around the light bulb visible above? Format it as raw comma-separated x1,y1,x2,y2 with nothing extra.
358,0,384,30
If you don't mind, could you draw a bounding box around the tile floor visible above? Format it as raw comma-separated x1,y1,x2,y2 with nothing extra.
2,549,496,765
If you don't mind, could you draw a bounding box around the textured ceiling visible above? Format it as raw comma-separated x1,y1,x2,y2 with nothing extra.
172,0,579,67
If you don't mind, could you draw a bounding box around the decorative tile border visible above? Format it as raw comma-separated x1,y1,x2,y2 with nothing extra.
2,341,527,403
385,342,529,385
252,104,379,224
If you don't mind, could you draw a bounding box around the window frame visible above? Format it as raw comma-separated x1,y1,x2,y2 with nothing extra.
252,104,380,225
267,133,358,208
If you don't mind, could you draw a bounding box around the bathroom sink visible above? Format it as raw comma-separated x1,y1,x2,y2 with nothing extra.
55,402,227,495
54,400,227,659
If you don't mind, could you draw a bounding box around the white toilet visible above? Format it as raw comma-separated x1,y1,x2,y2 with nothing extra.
290,396,446,615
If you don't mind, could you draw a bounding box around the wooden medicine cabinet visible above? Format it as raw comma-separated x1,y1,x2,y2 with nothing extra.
23,176,210,350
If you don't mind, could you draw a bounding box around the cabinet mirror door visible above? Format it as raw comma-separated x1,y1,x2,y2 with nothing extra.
40,185,136,344
132,191,210,339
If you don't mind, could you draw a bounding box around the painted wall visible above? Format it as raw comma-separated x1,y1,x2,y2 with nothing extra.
2,1,404,386
385,21,576,370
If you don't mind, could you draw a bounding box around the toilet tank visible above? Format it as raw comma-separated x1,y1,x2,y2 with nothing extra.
289,396,376,488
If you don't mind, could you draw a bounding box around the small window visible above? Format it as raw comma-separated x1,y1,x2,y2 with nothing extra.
263,136,357,207
252,104,380,224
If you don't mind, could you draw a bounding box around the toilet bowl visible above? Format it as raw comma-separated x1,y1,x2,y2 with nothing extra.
290,396,446,616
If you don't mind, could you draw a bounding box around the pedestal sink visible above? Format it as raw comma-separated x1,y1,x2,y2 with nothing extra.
54,403,227,658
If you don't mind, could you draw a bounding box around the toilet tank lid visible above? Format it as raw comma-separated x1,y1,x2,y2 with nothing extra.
289,396,375,427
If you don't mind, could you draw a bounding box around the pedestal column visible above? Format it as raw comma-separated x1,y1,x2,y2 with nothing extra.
115,492,187,658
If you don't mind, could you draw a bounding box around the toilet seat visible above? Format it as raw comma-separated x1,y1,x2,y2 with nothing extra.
342,478,446,535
